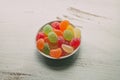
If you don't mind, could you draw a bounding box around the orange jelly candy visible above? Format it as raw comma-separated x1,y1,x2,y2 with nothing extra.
53,29,63,36
44,37,50,43
36,39,44,50
50,48,62,58
60,20,69,32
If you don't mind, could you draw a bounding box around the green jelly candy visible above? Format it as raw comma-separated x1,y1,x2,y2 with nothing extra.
43,43,50,55
63,30,73,41
48,32,58,43
43,24,53,35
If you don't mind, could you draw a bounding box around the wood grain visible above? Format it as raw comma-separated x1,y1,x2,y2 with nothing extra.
0,0,120,80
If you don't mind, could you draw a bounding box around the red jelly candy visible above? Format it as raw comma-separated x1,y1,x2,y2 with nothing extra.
51,22,60,30
57,36,65,47
44,37,50,43
61,48,67,57
70,38,80,49
36,32,45,41
64,40,70,45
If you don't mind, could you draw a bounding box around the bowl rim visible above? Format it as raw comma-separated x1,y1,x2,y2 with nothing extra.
36,20,80,59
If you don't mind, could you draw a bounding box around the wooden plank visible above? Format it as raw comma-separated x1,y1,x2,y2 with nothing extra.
0,0,120,80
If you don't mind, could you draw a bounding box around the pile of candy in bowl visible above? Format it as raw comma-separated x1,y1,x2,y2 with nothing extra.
36,20,81,59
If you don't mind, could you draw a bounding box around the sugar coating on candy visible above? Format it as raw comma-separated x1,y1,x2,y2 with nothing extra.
48,32,58,43
37,39,44,50
44,37,58,49
60,20,69,32
74,28,81,38
67,25,74,35
53,29,63,36
36,32,45,41
63,30,73,41
43,43,50,55
70,38,80,49
64,40,70,45
43,24,53,35
36,20,81,58
57,36,65,47
51,22,60,30
44,37,50,43
62,44,74,53
50,48,62,58
49,42,58,49
61,49,67,56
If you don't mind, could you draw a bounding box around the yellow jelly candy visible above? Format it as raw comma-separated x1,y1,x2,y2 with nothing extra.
74,28,81,38
67,25,74,35
62,44,74,53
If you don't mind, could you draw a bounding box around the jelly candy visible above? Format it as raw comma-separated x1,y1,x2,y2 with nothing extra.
50,48,62,58
60,20,69,32
43,43,50,55
43,24,53,35
57,36,65,47
49,43,58,49
51,21,60,30
64,40,70,45
36,32,45,41
74,28,81,38
36,20,81,58
53,29,63,36
36,39,44,50
44,37,58,49
63,30,73,41
62,44,74,53
67,25,74,35
44,37,50,43
70,38,80,49
61,48,67,56
48,32,58,43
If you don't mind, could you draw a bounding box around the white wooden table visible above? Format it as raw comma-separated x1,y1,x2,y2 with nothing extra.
0,0,120,80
